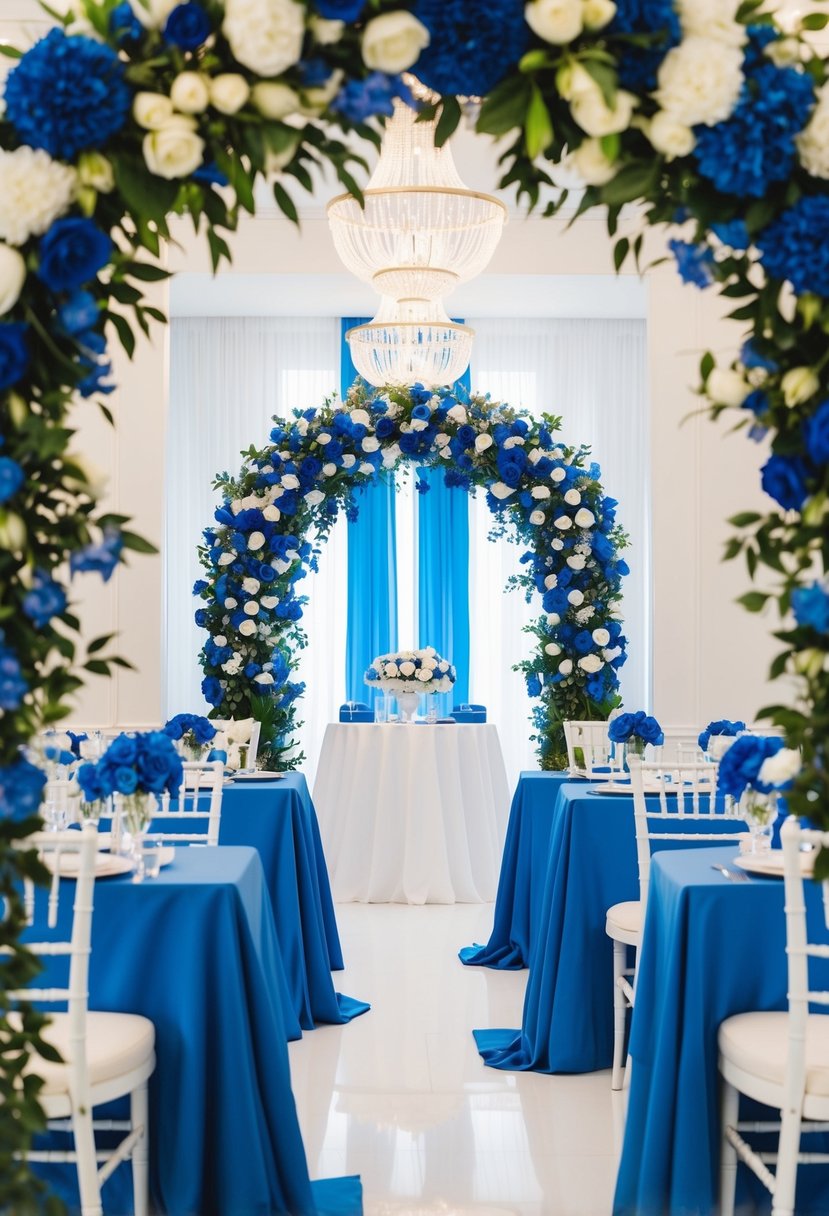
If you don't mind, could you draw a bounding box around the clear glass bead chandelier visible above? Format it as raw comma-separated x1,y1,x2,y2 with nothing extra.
327,98,507,388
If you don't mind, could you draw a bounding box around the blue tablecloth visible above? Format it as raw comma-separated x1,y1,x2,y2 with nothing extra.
459,772,573,969
31,846,362,1216
473,780,742,1075
157,774,368,1030
614,844,829,1216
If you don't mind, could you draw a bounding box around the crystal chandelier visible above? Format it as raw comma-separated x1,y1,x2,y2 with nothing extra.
327,99,506,388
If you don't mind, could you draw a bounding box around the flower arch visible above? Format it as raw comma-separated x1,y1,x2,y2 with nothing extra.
1,0,829,1201
193,382,629,769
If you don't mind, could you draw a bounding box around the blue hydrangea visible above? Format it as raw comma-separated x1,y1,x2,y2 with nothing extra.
0,757,46,820
792,581,829,632
412,0,529,98
0,642,27,711
757,196,829,297
4,28,131,159
0,456,24,504
693,60,815,199
23,571,67,628
610,0,681,91
332,72,411,124
668,240,714,288
710,220,750,251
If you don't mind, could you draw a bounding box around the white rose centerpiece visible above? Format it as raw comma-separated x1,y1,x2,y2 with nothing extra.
365,647,456,722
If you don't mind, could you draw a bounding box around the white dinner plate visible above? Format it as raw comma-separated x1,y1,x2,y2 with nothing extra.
44,846,175,879
586,779,686,796
733,850,814,878
230,771,286,782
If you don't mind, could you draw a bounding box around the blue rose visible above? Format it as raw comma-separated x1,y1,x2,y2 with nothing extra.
195,609,208,628
0,456,24,504
804,400,829,465
58,291,100,336
110,1,144,42
456,424,476,448
698,719,746,751
375,417,396,439
718,735,784,800
105,733,138,767
163,2,212,49
136,731,183,794
0,757,47,820
0,323,30,391
114,765,138,795
761,453,809,511
792,581,829,632
574,630,594,654
202,675,223,706
38,218,113,293
77,760,106,803
22,571,67,628
411,403,432,421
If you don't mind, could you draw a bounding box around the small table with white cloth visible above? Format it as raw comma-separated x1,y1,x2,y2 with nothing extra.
314,722,510,904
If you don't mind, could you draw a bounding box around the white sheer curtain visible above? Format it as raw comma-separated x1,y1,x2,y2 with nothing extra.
164,317,344,784
468,318,649,787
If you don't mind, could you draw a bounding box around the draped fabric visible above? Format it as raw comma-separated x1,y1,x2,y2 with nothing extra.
341,319,398,705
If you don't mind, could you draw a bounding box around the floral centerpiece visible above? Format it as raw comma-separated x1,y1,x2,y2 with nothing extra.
608,710,664,758
698,718,746,758
365,647,455,721
162,712,217,760
717,735,801,851
77,730,183,833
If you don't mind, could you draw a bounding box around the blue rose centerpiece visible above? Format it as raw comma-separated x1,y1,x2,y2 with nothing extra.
717,735,801,852
365,647,455,722
698,718,746,758
163,712,217,760
608,710,664,759
77,730,183,834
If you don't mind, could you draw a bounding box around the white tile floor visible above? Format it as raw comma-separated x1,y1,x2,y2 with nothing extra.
288,903,625,1216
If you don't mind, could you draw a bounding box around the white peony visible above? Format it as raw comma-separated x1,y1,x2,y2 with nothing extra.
170,72,210,115
559,659,574,676
218,552,236,566
656,37,743,128
262,504,281,521
251,82,300,119
0,147,77,247
247,531,266,550
532,485,551,499
362,11,430,74
239,619,257,637
707,367,751,407
545,642,561,655
568,589,585,605
582,0,616,30
447,404,468,424
305,490,325,506
133,92,175,130
575,507,595,528
210,74,251,115
797,85,829,180
475,433,494,453
349,408,371,426
564,488,581,506
554,515,572,530
530,510,546,525
571,89,636,137
567,555,586,570
578,654,604,673
592,627,610,646
243,601,260,616
571,138,618,185
676,0,746,46
491,482,516,499
647,110,696,159
0,244,25,316
143,116,205,180
525,0,583,45
128,0,178,27
782,367,819,407
399,661,415,677
223,0,305,78
757,748,801,788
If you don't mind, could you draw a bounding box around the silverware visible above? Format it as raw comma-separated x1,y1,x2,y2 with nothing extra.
711,863,750,883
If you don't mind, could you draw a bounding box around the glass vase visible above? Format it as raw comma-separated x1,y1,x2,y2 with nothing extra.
396,691,420,724
624,738,646,769
739,789,778,853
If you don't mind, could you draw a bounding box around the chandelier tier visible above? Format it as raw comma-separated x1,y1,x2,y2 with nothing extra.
346,299,473,389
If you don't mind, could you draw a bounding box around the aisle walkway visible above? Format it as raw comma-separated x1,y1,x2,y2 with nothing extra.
288,904,623,1215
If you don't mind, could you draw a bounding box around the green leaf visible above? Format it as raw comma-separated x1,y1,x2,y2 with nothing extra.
435,96,461,148
84,659,111,676
122,262,171,283
272,180,299,225
0,43,23,59
113,155,179,225
519,49,552,74
802,12,829,29
581,60,618,108
700,351,715,382
120,529,159,555
105,310,136,359
728,511,763,527
477,75,532,138
613,237,630,273
525,86,554,159
87,633,115,655
737,590,770,612
601,162,659,206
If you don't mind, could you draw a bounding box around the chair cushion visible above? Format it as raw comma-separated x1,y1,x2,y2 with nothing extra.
11,1010,154,1095
606,900,643,937
719,1011,829,1097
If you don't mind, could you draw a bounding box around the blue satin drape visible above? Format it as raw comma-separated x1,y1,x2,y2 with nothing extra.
417,363,471,714
342,319,398,703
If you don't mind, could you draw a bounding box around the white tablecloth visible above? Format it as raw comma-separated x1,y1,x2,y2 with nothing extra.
313,723,510,905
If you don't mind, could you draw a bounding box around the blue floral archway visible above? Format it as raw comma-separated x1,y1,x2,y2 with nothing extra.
194,382,629,769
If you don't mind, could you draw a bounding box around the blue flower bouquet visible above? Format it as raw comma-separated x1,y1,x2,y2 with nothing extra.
717,735,801,851
163,712,217,760
608,710,664,758
77,730,183,834
698,718,746,757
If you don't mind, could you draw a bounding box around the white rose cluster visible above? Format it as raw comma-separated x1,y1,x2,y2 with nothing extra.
366,647,456,694
797,83,829,180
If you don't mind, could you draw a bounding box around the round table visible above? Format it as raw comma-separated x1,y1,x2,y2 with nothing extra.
313,722,510,904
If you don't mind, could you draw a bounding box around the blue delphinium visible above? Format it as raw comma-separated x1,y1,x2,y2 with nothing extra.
23,571,67,629
610,0,681,91
717,734,784,801
0,640,28,711
793,581,829,632
332,72,411,123
163,3,212,50
4,28,131,159
698,719,746,751
412,0,529,98
761,452,809,511
0,323,30,392
693,55,815,199
757,196,829,298
668,240,714,289
0,455,24,504
0,757,46,820
70,529,124,581
38,218,114,293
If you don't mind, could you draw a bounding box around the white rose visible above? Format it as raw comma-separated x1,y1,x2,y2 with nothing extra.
322,463,337,477
551,467,567,482
260,595,278,609
491,482,516,499
647,110,696,159
244,601,260,616
349,408,371,426
782,367,820,407
0,245,25,316
568,555,586,570
359,462,375,475
545,642,561,656
547,613,561,626
676,0,746,45
435,433,451,448
559,659,574,676
556,62,600,101
416,667,432,682
170,72,210,115
210,74,251,115
572,89,635,137
133,92,175,130
530,510,546,525
310,15,344,44
525,0,583,44
757,748,801,787
218,552,236,566
242,578,260,595
247,531,266,550
554,515,572,530
0,147,77,248
223,0,305,78
410,418,428,432
214,635,227,647
239,619,257,637
254,672,275,685
592,627,610,646
224,597,238,609
582,0,616,30
78,151,115,194
263,505,281,521
551,539,564,551
475,433,494,453
656,37,743,128
766,38,802,69
362,11,430,73
127,0,177,27
797,86,829,180
571,138,617,185
384,662,399,677
564,488,581,506
545,574,558,589
305,490,325,506
341,453,356,468
251,82,300,120
399,661,415,677
532,485,551,499
503,436,526,449
447,404,468,424
143,116,205,180
707,367,751,407
282,474,300,490
575,507,595,528
579,654,604,673
528,448,543,465
568,589,585,606
362,436,380,452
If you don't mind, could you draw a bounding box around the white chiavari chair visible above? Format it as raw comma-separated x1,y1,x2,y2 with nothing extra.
656,725,705,765
606,755,746,1090
140,760,225,846
718,817,829,1216
563,719,625,781
11,824,155,1216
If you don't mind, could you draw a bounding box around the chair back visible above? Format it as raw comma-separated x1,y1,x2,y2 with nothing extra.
564,719,624,780
628,756,745,912
655,725,705,765
211,718,261,767
8,825,99,1109
150,761,225,845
